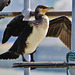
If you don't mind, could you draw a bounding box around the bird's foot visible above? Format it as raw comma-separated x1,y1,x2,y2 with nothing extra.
30,59,35,62
22,58,27,62
30,60,36,70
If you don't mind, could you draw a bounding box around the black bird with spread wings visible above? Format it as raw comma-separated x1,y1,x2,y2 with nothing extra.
0,5,55,61
2,15,71,50
0,5,71,62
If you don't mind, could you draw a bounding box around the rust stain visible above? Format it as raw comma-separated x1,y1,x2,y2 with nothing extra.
12,12,21,16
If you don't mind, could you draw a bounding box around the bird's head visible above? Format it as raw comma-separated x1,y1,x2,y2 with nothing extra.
35,5,54,19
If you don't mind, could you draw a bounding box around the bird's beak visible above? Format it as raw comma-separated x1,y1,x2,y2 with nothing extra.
42,7,54,13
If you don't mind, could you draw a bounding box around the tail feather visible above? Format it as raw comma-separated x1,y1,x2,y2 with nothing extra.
0,51,19,60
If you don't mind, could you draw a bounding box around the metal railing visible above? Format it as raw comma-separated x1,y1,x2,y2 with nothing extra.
0,11,72,18
13,62,75,68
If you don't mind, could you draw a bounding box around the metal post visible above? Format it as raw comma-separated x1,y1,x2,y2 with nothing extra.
22,0,31,75
69,0,75,75
71,0,75,50
22,0,31,20
24,55,30,75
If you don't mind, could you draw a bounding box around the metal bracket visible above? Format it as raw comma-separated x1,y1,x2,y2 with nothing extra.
22,8,31,20
66,51,75,62
66,51,75,75
22,0,31,20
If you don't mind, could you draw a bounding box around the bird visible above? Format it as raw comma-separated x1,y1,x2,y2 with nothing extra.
0,5,71,62
0,0,11,11
0,5,54,61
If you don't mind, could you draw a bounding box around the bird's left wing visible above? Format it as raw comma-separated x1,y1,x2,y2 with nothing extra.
2,14,28,44
46,16,71,50
0,20,33,59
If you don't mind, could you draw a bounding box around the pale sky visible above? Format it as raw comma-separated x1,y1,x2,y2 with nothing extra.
54,0,72,11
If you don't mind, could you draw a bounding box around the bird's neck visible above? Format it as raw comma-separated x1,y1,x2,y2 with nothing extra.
35,12,45,20
35,13,49,22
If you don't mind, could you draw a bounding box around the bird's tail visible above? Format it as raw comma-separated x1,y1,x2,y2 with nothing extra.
0,51,19,60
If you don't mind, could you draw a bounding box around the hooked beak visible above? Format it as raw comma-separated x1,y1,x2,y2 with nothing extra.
42,7,54,13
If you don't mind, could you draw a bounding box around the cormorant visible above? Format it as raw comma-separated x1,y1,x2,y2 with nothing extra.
0,5,54,61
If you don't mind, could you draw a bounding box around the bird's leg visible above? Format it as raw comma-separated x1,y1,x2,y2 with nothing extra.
30,53,36,70
30,53,35,62
30,48,37,62
21,53,27,62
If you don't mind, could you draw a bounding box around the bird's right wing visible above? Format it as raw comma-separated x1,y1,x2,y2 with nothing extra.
2,14,28,44
46,16,71,50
